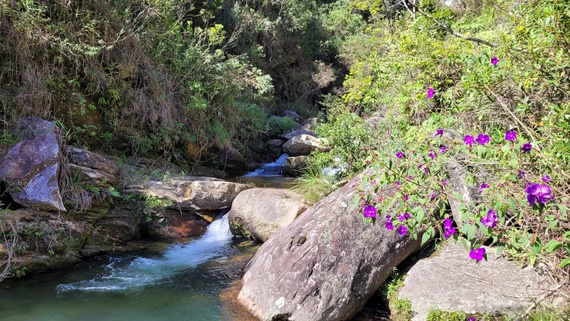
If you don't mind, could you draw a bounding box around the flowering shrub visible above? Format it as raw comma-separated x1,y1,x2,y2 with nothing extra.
359,123,569,268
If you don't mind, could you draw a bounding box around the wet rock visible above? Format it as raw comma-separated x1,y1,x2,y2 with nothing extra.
398,244,559,320
278,110,302,122
228,188,308,242
0,117,65,212
283,134,330,156
237,170,425,321
283,155,308,176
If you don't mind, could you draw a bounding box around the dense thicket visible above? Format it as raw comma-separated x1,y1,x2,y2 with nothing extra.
0,0,356,165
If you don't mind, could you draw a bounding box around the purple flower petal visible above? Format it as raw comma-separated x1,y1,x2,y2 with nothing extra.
363,205,377,218
542,175,551,183
427,88,435,99
522,142,532,153
464,135,475,146
397,225,408,235
476,133,490,145
481,209,498,228
385,221,394,230
491,57,499,65
469,247,486,261
434,129,444,137
505,130,516,141
396,151,404,158
439,146,447,154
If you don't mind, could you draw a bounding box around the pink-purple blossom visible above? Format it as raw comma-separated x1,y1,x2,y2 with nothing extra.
479,183,489,194
505,130,516,141
435,129,444,137
525,182,553,206
522,142,532,153
397,225,408,235
363,205,377,219
443,218,455,239
470,247,486,261
481,209,498,228
396,151,404,158
428,149,437,159
464,135,475,146
476,133,490,145
542,175,551,183
385,220,394,230
427,88,435,99
439,146,447,154
491,57,499,65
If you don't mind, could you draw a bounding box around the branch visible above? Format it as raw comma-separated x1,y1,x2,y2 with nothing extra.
514,279,568,321
407,1,498,48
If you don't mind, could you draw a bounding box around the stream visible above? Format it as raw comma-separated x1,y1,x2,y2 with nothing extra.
0,216,251,321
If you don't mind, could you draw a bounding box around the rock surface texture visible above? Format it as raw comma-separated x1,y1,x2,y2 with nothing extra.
228,188,308,242
282,134,330,156
0,117,65,211
237,170,424,321
398,244,557,320
130,177,251,211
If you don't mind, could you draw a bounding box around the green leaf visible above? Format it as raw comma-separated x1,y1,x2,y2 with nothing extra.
467,225,477,240
559,258,570,268
548,220,559,229
421,232,431,245
544,239,563,253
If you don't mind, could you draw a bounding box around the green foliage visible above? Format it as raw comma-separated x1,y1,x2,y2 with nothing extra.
265,116,300,138
380,268,413,321
427,310,468,321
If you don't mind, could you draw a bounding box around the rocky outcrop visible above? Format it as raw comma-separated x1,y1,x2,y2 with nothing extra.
279,128,316,140
129,177,252,211
0,117,65,212
237,170,425,321
282,134,330,156
228,188,308,242
283,155,308,176
398,244,559,320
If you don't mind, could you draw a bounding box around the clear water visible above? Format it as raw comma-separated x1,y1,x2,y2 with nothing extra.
0,216,249,321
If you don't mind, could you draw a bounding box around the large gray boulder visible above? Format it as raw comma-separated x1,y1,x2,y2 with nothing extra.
283,134,330,156
283,155,308,177
228,188,308,242
237,170,425,321
398,244,559,320
0,117,65,212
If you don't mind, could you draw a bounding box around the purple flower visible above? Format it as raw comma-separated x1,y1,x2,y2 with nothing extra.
418,164,424,169
424,167,430,175
476,133,490,145
385,221,394,230
479,183,489,194
522,142,532,153
468,317,476,321
386,214,391,219
403,212,411,219
441,179,447,186
518,171,526,179
542,175,551,183
435,129,444,137
443,218,455,239
470,247,486,261
397,225,408,235
464,135,475,146
404,194,409,201
363,205,377,219
481,209,498,228
427,88,435,99
430,193,435,200
398,214,405,222
396,151,404,158
525,182,554,206
428,149,437,159
491,57,499,65
386,132,391,137
439,146,447,154
505,130,516,141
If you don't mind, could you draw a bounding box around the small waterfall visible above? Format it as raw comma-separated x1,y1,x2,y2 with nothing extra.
243,153,289,177
56,215,234,293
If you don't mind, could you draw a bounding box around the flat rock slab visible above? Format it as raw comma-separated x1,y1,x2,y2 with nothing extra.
398,244,556,320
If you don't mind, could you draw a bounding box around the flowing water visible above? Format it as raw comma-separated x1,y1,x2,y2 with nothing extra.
0,215,251,321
